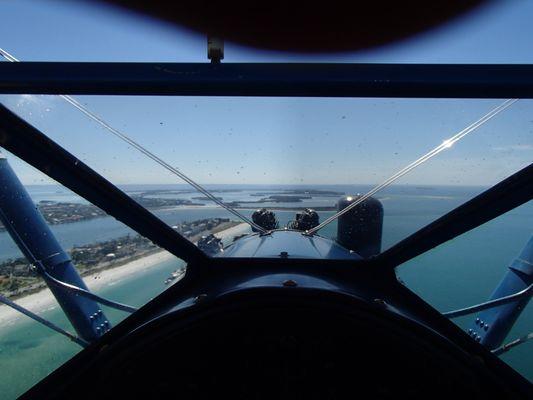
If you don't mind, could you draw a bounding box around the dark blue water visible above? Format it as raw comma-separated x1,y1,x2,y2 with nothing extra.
0,184,530,398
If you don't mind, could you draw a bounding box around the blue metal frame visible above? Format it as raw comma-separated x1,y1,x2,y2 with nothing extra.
0,102,530,272
0,104,207,266
1,62,533,98
444,284,533,318
0,156,108,342
378,165,533,268
469,237,533,348
0,61,531,396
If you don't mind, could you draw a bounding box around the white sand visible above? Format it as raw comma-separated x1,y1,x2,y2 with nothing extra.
214,222,251,242
0,223,249,327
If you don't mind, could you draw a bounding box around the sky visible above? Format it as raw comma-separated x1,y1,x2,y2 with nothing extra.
0,0,531,186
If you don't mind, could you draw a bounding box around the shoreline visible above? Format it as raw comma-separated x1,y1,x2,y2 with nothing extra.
0,223,250,328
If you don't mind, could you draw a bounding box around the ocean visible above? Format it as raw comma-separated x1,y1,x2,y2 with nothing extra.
0,184,530,398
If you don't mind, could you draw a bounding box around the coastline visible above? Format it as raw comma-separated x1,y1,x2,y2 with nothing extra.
0,223,249,328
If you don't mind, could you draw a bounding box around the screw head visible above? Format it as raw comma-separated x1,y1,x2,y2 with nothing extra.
194,294,208,304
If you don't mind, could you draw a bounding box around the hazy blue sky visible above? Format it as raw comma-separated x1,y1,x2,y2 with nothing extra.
0,0,531,186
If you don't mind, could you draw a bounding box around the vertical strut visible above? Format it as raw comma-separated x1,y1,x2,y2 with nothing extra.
0,153,109,342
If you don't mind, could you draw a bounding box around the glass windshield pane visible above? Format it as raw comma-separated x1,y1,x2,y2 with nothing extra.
0,95,530,258
0,152,186,398
397,201,533,381
1,0,532,397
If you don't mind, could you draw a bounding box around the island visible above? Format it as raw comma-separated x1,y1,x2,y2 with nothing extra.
0,218,239,299
249,189,344,197
130,195,204,208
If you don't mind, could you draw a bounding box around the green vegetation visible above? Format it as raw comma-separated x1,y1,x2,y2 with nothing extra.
0,218,236,299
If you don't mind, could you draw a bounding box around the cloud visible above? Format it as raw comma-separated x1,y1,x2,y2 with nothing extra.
492,144,533,151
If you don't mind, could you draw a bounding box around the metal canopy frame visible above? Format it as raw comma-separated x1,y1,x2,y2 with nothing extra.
0,62,531,271
2,62,533,98
378,163,533,268
0,103,208,266
2,63,532,399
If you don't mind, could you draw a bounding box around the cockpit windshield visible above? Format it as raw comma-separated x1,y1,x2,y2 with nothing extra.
0,91,530,257
0,1,531,398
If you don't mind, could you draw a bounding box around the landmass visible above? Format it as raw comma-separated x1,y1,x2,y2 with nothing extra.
0,197,207,232
226,195,312,206
0,221,250,327
0,189,347,231
249,189,344,197
0,201,107,232
0,218,238,300
130,195,204,208
225,189,344,207
191,196,223,201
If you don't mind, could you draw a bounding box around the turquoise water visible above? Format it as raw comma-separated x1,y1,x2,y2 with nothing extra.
0,185,530,397
398,201,533,381
0,256,183,399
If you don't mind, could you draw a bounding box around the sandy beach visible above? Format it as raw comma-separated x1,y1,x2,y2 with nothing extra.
0,223,250,327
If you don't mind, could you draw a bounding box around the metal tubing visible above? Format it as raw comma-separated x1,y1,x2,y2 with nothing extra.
2,62,533,98
469,236,533,349
0,104,208,266
443,284,532,318
38,266,138,313
378,163,533,268
0,293,88,347
0,154,108,342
